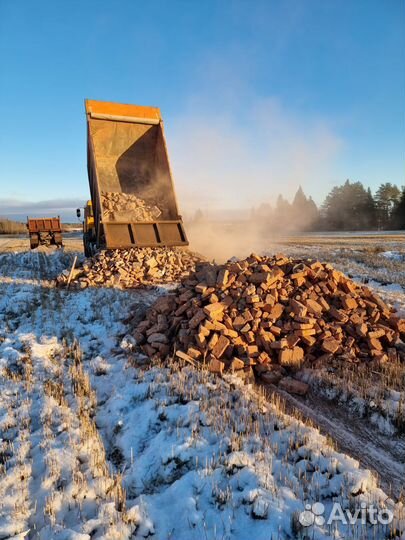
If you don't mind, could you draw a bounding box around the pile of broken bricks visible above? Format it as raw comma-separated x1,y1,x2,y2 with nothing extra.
56,247,204,289
134,253,405,395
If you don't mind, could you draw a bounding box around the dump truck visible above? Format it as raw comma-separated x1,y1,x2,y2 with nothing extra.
27,217,63,249
78,99,188,257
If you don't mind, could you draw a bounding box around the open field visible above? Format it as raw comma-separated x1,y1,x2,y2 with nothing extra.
0,233,84,254
267,232,405,290
0,233,404,539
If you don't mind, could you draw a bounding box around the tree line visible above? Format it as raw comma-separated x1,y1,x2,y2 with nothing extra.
316,181,404,231
257,181,405,231
192,180,405,232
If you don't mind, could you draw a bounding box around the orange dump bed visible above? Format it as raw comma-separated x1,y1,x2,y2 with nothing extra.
85,99,188,249
27,217,61,233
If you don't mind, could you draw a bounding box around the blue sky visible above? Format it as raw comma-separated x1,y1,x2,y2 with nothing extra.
0,0,404,218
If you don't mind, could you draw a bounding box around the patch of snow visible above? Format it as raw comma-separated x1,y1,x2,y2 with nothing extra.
381,251,404,261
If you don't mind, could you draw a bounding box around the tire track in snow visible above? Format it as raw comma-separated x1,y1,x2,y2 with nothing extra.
261,383,405,500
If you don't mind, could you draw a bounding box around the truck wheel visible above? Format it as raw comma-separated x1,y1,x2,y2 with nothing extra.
54,232,63,247
89,240,96,256
83,233,91,257
30,233,39,250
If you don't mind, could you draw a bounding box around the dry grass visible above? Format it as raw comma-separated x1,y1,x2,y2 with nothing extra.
308,359,405,433
0,219,26,234
64,339,129,519
123,356,405,538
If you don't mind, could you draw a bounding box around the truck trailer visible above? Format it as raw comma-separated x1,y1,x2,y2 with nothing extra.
27,217,63,249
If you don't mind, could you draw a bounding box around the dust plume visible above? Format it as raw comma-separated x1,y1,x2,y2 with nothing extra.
168,97,342,215
168,97,341,260
186,218,269,262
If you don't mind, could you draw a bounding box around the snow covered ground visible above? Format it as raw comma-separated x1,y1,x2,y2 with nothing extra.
0,245,404,539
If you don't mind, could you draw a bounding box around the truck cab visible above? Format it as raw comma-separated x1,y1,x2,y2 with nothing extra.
77,201,96,257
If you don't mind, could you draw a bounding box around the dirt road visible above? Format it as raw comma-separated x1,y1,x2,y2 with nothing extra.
261,383,405,500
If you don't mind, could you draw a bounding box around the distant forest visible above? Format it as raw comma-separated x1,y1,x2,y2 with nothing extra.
193,180,405,232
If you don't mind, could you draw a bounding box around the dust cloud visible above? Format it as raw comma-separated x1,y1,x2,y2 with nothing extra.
186,219,279,263
167,93,342,260
169,97,342,215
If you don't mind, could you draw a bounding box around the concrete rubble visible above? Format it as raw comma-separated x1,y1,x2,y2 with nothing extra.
134,253,405,395
101,191,162,222
56,247,203,288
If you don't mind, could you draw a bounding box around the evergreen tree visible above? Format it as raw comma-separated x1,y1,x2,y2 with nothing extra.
291,186,319,230
364,187,377,228
306,196,319,229
275,194,290,214
390,187,405,229
375,183,401,229
272,194,292,231
292,186,308,213
321,180,377,230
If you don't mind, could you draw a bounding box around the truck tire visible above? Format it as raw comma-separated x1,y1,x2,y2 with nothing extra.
83,233,92,258
83,229,97,257
30,233,39,250
54,232,63,247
